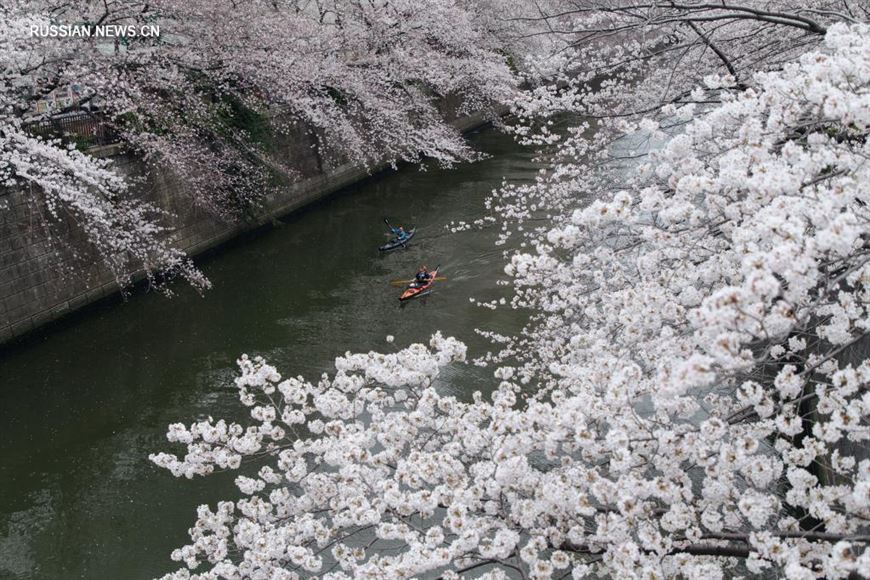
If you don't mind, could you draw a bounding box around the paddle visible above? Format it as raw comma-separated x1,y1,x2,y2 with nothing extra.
392,265,443,287
390,277,447,286
383,218,394,233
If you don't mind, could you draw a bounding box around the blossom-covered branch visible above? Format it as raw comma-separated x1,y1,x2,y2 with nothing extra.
2,0,521,291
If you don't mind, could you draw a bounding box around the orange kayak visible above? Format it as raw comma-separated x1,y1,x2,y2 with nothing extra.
399,267,439,301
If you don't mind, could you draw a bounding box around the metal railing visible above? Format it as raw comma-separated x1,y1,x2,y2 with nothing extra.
28,111,120,147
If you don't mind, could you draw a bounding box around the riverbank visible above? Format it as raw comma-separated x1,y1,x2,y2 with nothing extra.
0,105,505,348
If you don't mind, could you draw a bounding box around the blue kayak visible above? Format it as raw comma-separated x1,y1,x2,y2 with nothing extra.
379,227,416,252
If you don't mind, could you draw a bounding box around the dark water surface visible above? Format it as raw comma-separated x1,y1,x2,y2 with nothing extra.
0,126,541,579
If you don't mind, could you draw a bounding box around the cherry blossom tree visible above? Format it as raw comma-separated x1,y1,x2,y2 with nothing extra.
1,0,519,290
152,8,870,576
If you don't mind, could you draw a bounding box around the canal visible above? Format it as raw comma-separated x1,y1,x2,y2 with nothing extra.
0,125,541,579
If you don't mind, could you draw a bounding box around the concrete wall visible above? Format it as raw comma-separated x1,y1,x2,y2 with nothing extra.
0,108,498,346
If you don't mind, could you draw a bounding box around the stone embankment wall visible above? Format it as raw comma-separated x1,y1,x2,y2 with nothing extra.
0,106,498,345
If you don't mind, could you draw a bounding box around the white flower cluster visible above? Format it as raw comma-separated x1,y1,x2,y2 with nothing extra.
486,22,870,579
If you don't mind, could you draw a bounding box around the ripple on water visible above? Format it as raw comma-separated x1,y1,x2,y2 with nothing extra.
0,488,55,578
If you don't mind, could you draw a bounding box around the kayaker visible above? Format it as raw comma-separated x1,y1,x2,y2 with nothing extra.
391,225,409,241
415,266,431,284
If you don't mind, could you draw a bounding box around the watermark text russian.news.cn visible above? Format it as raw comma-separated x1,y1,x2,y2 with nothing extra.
29,24,160,38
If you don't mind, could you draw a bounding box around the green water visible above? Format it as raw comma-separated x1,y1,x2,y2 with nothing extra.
0,126,541,579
